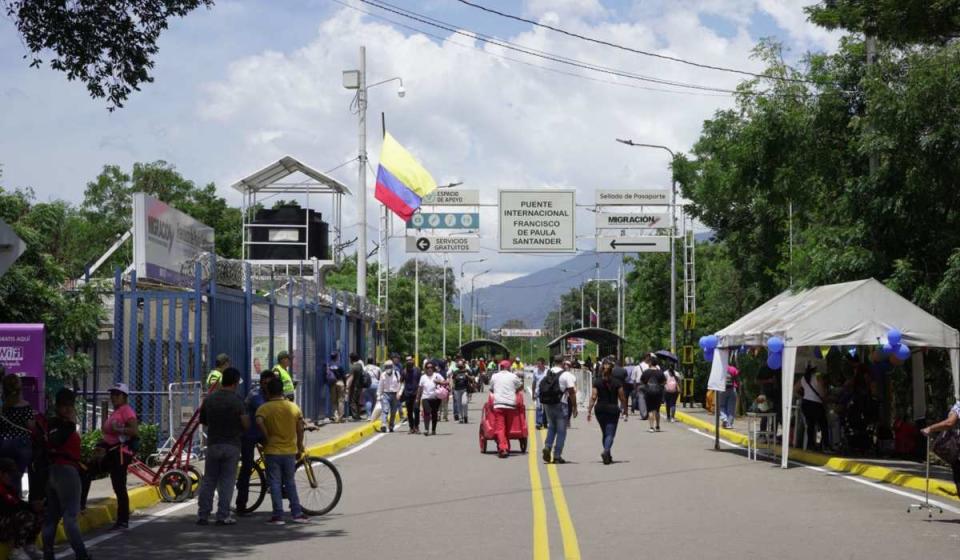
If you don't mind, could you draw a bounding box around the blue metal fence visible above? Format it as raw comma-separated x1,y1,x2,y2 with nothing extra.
102,262,380,437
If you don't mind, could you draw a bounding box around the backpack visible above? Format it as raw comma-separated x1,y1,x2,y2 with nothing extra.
362,371,372,389
539,371,563,405
665,374,679,393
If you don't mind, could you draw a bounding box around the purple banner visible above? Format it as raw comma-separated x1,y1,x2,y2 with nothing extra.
0,324,46,413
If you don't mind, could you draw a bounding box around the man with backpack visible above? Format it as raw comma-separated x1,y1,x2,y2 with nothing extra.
450,358,475,424
541,356,578,464
531,358,548,430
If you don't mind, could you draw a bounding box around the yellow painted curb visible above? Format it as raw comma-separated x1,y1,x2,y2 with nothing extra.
671,408,959,502
9,418,388,555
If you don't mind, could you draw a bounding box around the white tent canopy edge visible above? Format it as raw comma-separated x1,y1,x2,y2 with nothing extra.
706,278,960,469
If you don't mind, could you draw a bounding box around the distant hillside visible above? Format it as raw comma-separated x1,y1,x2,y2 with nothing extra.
467,253,624,329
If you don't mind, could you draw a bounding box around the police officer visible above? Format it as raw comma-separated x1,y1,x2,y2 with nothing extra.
273,351,296,401
207,354,230,389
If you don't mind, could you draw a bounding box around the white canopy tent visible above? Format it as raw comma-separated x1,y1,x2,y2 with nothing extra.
706,278,960,468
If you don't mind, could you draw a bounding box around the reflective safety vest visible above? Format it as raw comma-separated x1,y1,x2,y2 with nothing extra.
273,364,295,395
206,369,222,388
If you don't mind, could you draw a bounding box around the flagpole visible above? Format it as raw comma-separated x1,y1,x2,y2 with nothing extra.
357,46,368,299
415,257,419,365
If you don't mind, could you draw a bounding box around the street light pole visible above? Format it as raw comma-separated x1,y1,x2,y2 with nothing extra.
470,269,491,340
442,253,447,358
616,138,678,353
460,259,485,347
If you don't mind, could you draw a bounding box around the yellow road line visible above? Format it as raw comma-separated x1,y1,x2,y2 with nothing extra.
539,428,582,559
527,410,551,560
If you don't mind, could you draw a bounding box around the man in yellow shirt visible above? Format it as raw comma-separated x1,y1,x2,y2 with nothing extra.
255,377,308,525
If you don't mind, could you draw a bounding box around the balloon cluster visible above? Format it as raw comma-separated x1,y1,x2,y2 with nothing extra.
766,336,784,370
882,328,910,361
699,335,718,362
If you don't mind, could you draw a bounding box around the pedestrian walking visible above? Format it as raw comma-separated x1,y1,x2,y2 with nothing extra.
450,358,474,424
540,357,578,464
206,353,230,390
41,389,90,560
0,374,36,496
196,367,248,526
436,358,451,422
795,364,827,449
326,353,346,423
532,358,548,430
236,369,275,514
489,360,523,459
272,351,296,402
921,399,960,495
416,363,447,436
663,365,681,422
255,377,309,525
640,359,666,432
400,357,421,434
81,383,137,530
346,353,365,421
378,361,401,432
363,357,381,418
587,361,628,465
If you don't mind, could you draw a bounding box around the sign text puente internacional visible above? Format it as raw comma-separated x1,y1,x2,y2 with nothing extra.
498,190,576,253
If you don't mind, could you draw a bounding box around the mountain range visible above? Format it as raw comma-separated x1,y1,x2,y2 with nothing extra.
466,232,714,330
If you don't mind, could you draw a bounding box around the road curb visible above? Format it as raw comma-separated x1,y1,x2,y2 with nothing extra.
672,408,959,501
13,418,387,554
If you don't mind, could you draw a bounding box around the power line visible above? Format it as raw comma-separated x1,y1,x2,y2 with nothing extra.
355,0,740,94
331,0,728,97
455,0,820,86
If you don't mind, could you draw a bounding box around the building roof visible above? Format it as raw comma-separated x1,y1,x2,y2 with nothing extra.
231,155,351,195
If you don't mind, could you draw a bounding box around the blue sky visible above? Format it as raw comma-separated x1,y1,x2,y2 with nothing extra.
0,0,838,286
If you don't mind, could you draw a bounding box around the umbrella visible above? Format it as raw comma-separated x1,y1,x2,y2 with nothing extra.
654,350,678,363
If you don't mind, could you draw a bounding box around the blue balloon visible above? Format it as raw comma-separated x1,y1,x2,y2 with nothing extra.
767,336,784,354
704,335,719,350
704,347,715,363
888,328,902,347
895,344,911,361
767,352,782,370
699,336,708,349
882,342,894,354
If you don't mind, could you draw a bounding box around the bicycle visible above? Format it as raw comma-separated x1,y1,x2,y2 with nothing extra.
236,445,342,516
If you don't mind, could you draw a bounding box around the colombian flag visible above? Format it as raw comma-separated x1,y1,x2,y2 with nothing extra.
374,132,437,221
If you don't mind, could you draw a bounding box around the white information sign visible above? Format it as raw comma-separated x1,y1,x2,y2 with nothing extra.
405,235,480,253
596,190,670,206
133,193,215,283
597,235,670,253
498,190,576,253
499,328,543,338
421,189,480,206
595,212,666,229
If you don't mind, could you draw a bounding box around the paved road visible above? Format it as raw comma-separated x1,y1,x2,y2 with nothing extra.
61,399,960,560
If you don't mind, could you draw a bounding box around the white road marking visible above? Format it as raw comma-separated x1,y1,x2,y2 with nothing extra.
64,423,398,556
686,427,960,515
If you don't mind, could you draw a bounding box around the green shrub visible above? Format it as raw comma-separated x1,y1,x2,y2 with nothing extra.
136,423,159,463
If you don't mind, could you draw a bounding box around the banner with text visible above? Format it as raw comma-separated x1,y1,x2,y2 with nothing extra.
499,189,576,253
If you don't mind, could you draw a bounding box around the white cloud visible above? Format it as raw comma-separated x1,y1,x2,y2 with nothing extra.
524,0,607,20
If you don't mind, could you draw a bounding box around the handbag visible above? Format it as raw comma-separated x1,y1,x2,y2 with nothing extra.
932,430,960,465
435,386,450,401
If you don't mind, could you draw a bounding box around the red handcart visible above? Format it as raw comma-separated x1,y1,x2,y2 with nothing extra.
479,392,528,454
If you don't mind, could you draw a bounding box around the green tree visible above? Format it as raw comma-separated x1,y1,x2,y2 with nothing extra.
0,186,102,382
806,0,960,44
4,0,215,109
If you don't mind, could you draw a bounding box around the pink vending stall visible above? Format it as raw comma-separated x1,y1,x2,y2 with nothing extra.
0,324,45,413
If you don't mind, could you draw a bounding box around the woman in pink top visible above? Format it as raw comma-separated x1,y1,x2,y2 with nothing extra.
82,383,138,530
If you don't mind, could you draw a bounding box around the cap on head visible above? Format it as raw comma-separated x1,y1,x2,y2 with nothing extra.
110,383,129,396
215,353,230,367
277,350,290,362
499,359,512,370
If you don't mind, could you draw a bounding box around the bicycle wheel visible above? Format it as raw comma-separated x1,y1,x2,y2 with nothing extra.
295,457,342,516
236,463,267,515
158,469,192,503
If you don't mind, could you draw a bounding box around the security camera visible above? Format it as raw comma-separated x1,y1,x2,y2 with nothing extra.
397,85,406,98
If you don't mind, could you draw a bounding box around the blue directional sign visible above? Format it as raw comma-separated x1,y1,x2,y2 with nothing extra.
406,212,480,230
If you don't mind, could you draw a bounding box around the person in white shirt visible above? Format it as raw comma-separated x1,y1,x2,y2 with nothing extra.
363,358,381,418
377,361,402,433
489,360,524,458
416,362,448,437
540,357,578,464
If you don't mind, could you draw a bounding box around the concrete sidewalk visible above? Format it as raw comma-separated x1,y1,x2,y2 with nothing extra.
673,405,959,499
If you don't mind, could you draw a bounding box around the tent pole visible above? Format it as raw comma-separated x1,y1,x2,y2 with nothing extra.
715,395,721,450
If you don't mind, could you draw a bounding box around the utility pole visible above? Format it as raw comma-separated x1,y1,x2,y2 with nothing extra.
356,46,368,300
414,257,419,364
459,259,485,347
595,261,600,329
442,253,447,358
